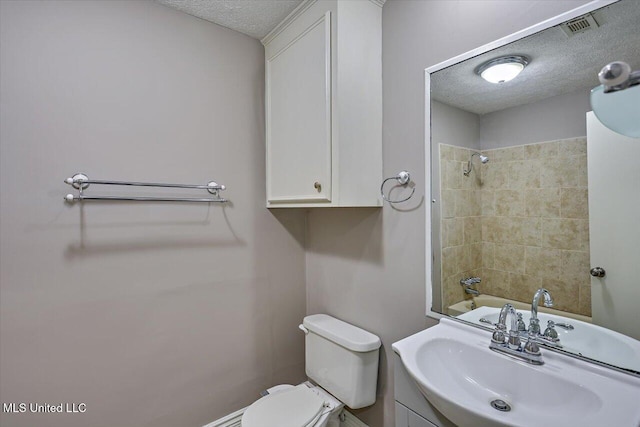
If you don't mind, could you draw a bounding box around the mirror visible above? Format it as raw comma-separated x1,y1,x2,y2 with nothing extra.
426,0,640,374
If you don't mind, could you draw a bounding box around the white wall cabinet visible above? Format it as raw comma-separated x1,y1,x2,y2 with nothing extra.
262,0,384,208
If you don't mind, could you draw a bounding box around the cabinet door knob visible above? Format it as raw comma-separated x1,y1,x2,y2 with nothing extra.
314,182,321,192
590,267,606,278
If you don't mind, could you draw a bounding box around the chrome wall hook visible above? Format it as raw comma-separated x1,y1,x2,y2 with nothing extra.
381,170,415,204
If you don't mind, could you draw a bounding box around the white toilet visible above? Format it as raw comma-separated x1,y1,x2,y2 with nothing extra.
241,314,381,427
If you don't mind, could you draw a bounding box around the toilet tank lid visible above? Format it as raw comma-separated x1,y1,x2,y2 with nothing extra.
303,314,381,352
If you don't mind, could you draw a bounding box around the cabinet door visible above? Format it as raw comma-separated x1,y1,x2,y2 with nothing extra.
396,402,409,426
266,12,332,204
408,411,439,427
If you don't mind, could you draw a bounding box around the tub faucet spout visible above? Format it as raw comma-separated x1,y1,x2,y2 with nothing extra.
460,277,481,295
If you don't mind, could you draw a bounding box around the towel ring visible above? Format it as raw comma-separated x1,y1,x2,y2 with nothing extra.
381,170,415,204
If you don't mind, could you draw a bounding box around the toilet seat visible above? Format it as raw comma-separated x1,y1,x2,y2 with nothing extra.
241,384,328,427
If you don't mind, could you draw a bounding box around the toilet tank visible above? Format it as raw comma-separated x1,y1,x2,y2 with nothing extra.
302,314,381,409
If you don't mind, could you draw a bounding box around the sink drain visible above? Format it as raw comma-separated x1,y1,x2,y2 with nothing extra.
490,399,511,412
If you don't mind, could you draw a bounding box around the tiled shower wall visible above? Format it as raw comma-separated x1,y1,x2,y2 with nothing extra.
441,138,591,316
440,144,483,309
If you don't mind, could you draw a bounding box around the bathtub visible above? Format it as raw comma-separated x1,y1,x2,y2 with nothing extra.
447,294,592,323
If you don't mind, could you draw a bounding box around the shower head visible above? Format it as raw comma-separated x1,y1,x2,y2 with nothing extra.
463,152,489,176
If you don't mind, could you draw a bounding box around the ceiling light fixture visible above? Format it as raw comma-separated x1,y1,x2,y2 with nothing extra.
475,55,530,84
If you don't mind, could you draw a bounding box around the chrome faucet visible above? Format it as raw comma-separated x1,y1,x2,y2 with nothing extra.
529,288,554,335
460,277,481,296
495,304,520,349
489,303,543,365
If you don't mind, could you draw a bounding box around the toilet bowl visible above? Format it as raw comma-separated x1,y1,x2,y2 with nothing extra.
241,314,381,427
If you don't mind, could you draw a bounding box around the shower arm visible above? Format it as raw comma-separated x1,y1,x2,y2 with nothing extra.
464,152,484,177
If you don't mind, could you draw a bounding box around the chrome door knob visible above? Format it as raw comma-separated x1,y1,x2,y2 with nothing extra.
590,267,606,278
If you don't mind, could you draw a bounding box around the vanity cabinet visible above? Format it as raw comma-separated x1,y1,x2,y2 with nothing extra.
394,354,456,427
395,403,438,427
262,0,383,208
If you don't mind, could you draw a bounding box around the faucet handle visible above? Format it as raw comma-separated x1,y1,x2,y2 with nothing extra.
491,324,506,344
553,322,574,330
524,332,541,356
480,317,497,327
543,321,560,342
516,313,526,332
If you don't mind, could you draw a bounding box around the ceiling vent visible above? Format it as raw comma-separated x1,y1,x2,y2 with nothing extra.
561,13,599,37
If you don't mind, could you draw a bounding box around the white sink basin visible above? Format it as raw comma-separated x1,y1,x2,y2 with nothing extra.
392,318,640,427
458,306,640,373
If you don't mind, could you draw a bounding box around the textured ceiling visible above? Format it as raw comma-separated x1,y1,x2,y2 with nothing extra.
432,0,640,115
156,0,304,39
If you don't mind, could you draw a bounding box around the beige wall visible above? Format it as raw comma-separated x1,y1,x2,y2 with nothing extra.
432,101,480,152
479,87,592,149
306,1,592,427
0,2,307,427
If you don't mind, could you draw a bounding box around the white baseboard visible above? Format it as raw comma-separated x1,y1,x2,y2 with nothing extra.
342,410,369,427
203,407,369,427
203,406,245,427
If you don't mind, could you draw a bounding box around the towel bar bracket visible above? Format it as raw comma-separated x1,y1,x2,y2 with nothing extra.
66,173,90,190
